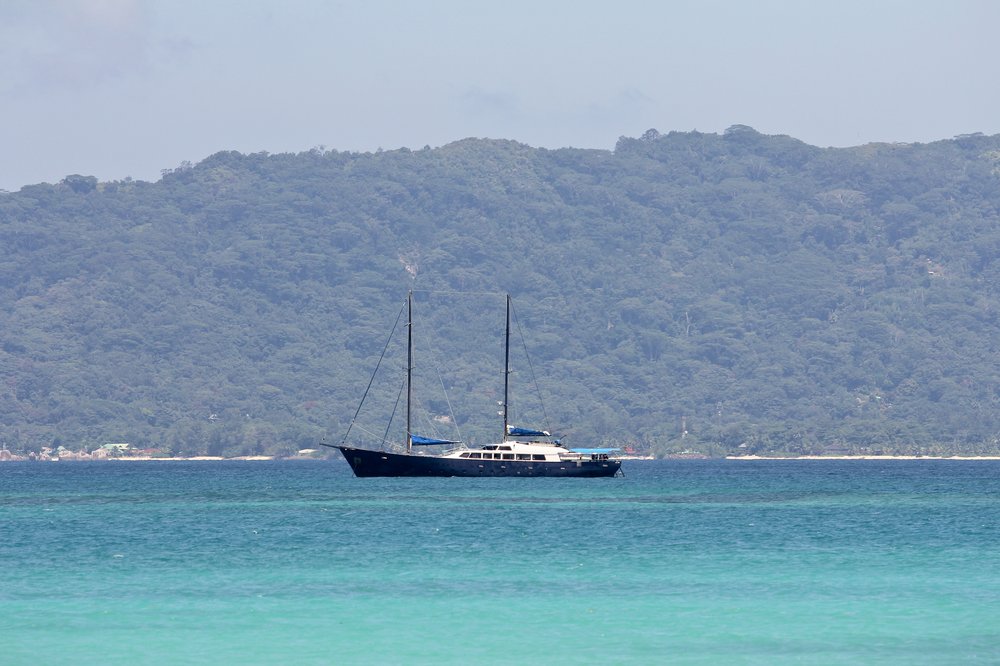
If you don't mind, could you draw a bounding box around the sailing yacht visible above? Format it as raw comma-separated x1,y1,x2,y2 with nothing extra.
328,292,621,478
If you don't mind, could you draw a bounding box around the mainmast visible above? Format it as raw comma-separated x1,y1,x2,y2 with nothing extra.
406,290,413,453
502,294,511,441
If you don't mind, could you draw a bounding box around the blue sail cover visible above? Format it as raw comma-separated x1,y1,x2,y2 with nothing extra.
506,426,551,437
410,435,459,446
570,448,621,455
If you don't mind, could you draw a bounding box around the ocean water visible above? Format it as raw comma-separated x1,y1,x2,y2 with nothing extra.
1,460,998,665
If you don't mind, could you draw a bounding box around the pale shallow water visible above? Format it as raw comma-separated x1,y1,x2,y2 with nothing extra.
2,460,998,664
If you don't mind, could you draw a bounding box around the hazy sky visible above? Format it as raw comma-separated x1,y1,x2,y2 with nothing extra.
2,0,998,191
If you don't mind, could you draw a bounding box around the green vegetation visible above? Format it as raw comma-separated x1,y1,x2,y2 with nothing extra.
3,127,1000,457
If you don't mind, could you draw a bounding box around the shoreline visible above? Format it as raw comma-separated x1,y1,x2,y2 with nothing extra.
725,455,1000,460
6,454,1000,463
108,455,279,461
0,455,320,462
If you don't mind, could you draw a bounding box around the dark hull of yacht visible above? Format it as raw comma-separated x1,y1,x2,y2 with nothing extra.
337,446,621,478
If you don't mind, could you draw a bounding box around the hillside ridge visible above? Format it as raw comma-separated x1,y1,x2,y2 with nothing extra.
3,126,1000,457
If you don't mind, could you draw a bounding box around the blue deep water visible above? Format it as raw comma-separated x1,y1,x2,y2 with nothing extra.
2,459,999,664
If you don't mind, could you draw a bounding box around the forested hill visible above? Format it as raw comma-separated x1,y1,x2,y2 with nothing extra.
3,126,1000,457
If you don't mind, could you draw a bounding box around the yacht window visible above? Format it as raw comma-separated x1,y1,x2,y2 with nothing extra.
502,453,514,460
499,446,512,451
483,446,497,450
469,452,482,459
516,454,531,460
459,452,471,458
532,454,546,461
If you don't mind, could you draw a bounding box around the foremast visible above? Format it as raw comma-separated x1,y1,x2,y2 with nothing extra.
502,293,511,442
406,290,413,453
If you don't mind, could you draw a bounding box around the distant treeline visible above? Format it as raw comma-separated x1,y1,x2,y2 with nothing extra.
2,126,1000,457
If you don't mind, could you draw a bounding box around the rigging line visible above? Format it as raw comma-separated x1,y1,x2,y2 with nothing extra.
339,298,407,447
411,331,463,445
407,328,433,440
436,365,464,446
333,422,392,449
409,391,436,439
381,374,406,450
407,308,465,445
351,423,388,442
510,299,552,434
409,289,507,297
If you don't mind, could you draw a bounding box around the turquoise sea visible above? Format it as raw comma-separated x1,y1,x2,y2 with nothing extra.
2,460,999,665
